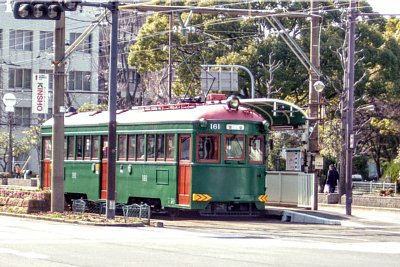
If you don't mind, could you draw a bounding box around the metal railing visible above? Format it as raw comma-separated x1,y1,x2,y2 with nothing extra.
352,181,397,194
71,199,151,224
122,204,150,224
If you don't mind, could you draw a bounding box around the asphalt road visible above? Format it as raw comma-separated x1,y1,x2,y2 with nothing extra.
1,215,400,267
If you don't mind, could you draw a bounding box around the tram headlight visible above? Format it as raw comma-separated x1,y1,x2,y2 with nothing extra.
199,118,207,128
226,95,240,110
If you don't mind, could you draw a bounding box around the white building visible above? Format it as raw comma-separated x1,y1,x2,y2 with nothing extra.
0,3,100,173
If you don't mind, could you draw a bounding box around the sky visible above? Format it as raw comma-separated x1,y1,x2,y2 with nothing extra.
368,0,400,15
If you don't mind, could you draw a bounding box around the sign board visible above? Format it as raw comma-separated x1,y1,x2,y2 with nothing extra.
314,154,324,170
200,70,238,92
285,148,302,171
2,93,17,112
32,73,49,114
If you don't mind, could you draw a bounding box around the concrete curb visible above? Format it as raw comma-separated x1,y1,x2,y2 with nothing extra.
281,210,341,225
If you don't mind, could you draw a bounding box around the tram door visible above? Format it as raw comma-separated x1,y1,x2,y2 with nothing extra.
177,135,191,205
41,137,52,189
100,137,108,199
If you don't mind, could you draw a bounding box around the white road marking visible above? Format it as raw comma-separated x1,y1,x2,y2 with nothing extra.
0,248,48,259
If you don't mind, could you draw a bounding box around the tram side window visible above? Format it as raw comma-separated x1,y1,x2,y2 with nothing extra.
76,136,83,160
66,136,74,159
166,134,174,160
180,136,190,161
225,135,244,160
84,136,91,160
64,137,67,159
127,135,136,160
118,135,127,161
156,134,165,161
248,136,264,163
102,137,108,159
146,134,156,159
197,134,219,162
43,137,51,159
137,134,145,159
92,136,99,159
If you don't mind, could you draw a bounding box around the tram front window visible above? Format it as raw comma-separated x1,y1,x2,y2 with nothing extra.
249,136,263,163
225,135,244,160
197,134,219,161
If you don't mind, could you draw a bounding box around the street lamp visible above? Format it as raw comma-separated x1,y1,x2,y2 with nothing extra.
2,93,17,176
313,81,325,94
313,80,325,126
312,81,325,207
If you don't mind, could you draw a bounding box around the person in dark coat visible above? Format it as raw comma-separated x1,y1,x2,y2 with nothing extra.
326,164,339,193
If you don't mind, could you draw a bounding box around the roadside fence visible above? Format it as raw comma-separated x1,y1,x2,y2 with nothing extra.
122,204,150,224
71,199,151,223
352,181,397,194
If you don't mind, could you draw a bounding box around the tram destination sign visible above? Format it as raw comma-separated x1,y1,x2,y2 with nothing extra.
226,124,245,130
32,73,49,114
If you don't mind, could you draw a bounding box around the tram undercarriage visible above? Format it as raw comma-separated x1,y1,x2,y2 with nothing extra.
199,202,261,216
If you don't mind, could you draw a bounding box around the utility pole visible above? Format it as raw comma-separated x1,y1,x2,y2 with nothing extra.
51,13,66,212
168,12,173,102
309,0,321,210
106,1,119,219
345,0,356,216
7,113,13,175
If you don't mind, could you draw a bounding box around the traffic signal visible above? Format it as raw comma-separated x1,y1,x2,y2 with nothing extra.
12,1,81,20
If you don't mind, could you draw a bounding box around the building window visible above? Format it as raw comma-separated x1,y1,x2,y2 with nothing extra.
14,107,31,127
39,69,53,90
40,31,53,51
68,71,91,91
9,30,33,51
69,32,91,53
8,68,31,89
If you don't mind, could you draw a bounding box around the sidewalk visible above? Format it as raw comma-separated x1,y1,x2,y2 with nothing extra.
266,204,400,226
319,203,400,225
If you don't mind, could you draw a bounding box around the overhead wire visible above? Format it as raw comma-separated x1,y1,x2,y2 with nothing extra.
1,1,395,84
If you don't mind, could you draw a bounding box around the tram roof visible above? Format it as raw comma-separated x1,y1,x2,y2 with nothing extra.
42,103,265,127
240,98,308,129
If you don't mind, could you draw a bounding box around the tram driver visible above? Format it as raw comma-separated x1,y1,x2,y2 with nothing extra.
249,138,262,161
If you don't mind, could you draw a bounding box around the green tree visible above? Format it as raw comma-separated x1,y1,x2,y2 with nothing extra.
0,129,35,173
